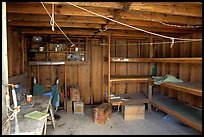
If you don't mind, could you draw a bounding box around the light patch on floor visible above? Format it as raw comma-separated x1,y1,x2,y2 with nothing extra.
46,105,201,135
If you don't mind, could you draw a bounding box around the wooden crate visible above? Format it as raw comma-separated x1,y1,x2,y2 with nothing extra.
73,101,84,115
93,103,112,124
64,98,73,114
70,87,80,101
122,104,145,120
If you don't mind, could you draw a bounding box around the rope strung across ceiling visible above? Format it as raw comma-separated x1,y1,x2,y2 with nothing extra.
66,2,202,48
41,2,75,47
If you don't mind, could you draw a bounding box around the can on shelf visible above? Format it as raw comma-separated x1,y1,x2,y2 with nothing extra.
27,95,33,102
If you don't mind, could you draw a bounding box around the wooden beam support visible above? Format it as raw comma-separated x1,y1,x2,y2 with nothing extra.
129,2,202,17
7,3,202,25
8,21,200,34
44,2,202,17
9,13,201,31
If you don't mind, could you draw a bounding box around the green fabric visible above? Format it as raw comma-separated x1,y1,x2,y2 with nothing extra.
153,74,183,85
33,83,46,96
51,84,59,109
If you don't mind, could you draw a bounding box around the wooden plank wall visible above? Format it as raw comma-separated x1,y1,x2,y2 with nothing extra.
7,26,24,78
7,27,202,107
156,34,202,108
106,38,150,95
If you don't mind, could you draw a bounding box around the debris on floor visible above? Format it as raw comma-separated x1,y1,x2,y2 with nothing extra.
162,114,188,127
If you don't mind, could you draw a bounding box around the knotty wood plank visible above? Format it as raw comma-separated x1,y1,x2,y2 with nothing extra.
78,65,91,104
115,39,127,94
91,39,102,103
127,40,138,94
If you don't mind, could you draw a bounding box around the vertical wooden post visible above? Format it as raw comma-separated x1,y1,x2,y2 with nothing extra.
64,65,67,98
21,33,25,73
37,65,40,83
101,38,105,103
2,2,11,135
108,35,111,103
148,82,152,112
148,35,154,112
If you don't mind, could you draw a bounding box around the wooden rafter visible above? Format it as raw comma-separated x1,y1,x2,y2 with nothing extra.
7,3,202,25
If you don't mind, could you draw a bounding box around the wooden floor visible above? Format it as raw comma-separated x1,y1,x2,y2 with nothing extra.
46,105,201,135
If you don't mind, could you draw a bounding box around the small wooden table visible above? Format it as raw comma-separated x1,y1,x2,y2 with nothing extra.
11,96,55,135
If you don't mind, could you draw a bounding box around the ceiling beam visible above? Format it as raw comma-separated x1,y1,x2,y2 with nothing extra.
7,3,202,25
44,2,202,17
8,21,200,34
8,13,201,31
129,2,202,17
14,27,152,38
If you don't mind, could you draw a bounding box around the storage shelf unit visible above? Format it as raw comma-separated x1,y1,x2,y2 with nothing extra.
26,36,89,65
106,36,152,111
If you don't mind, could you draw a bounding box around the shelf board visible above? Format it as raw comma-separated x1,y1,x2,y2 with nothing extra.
110,93,148,106
28,51,47,54
159,81,202,97
28,61,88,65
111,57,151,62
150,93,202,132
153,57,202,64
47,51,67,53
110,57,202,64
28,61,65,65
110,75,151,83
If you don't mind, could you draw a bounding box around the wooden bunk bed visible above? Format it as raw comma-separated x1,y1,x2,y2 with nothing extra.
149,81,202,132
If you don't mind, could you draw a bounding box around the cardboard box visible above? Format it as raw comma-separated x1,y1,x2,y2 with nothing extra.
73,101,84,115
123,104,145,120
70,87,80,101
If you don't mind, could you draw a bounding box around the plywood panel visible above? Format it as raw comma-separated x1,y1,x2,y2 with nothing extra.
127,40,138,94
115,39,127,94
67,65,78,88
78,65,91,104
13,31,21,76
91,40,102,103
7,26,13,77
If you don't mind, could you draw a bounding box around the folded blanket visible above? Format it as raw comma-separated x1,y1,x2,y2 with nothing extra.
152,74,183,85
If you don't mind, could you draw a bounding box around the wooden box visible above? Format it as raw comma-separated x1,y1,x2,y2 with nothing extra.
49,52,66,61
122,104,145,120
64,98,73,114
93,103,112,124
70,87,80,101
73,101,84,115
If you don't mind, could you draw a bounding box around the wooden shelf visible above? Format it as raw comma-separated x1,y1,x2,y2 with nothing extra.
28,61,65,65
149,92,202,132
47,51,68,53
153,57,202,64
110,57,202,64
28,61,88,65
110,93,148,106
111,57,151,62
158,81,202,97
110,75,151,83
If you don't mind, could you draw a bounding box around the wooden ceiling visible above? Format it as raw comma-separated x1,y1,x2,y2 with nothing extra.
6,2,202,38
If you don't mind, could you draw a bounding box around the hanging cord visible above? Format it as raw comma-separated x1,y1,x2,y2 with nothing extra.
99,39,201,47
41,2,75,47
50,2,55,31
66,2,201,42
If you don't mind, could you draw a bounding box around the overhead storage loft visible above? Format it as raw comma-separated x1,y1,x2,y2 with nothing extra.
2,2,202,135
